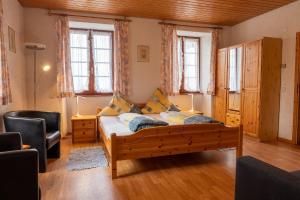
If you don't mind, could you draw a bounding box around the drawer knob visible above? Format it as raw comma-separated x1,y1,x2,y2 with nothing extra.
82,123,85,126
83,131,86,135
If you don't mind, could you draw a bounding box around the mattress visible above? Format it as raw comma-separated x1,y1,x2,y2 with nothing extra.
99,114,170,138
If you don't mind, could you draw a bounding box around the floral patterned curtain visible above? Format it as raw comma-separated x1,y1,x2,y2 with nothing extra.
160,24,179,96
207,29,219,95
56,16,74,98
114,20,130,96
0,0,12,105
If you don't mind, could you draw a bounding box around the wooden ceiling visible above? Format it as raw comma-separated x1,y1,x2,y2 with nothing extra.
18,0,296,26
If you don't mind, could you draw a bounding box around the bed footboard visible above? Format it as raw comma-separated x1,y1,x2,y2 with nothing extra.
109,124,243,179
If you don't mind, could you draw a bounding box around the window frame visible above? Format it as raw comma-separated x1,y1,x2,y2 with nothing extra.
178,36,201,94
70,28,114,96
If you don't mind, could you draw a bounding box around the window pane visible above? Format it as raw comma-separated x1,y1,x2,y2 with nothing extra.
94,49,111,63
95,63,110,76
71,48,88,62
185,77,198,92
95,77,112,92
185,66,197,78
92,31,113,93
73,77,89,93
93,33,112,49
184,53,197,66
184,39,198,53
71,62,89,76
70,32,88,48
178,37,200,92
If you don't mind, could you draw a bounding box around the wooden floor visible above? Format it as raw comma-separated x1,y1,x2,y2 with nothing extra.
40,135,300,200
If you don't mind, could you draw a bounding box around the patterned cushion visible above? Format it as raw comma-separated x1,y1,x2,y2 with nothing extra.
99,93,132,116
142,88,171,114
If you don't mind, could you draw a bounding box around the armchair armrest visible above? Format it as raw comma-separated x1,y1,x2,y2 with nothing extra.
0,149,39,200
35,111,61,132
0,132,22,151
235,156,300,200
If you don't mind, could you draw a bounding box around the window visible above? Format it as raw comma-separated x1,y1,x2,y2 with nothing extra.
178,36,200,93
70,29,113,95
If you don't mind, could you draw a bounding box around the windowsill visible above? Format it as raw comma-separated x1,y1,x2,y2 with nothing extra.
75,93,113,97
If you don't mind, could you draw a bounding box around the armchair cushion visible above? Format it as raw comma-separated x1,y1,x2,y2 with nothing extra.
235,156,300,200
46,131,61,149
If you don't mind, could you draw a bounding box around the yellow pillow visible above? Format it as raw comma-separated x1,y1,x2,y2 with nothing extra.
99,93,132,116
142,88,171,114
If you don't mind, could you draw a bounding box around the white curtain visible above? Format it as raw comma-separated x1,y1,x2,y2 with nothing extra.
160,24,180,95
114,20,130,96
0,0,11,105
207,29,219,95
56,16,74,98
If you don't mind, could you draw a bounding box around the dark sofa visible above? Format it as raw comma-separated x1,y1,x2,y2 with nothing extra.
235,156,300,200
4,110,61,172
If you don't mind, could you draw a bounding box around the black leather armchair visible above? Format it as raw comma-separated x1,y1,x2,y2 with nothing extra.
0,132,40,200
4,110,61,172
235,156,300,200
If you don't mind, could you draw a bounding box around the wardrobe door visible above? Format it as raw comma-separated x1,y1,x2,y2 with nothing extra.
213,48,228,123
242,40,261,136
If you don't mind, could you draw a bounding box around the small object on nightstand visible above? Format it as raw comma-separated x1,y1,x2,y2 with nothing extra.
71,115,97,144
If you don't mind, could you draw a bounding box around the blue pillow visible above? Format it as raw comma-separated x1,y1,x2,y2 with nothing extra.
130,104,142,114
168,104,181,112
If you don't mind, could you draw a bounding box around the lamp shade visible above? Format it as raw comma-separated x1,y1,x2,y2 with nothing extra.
24,43,46,50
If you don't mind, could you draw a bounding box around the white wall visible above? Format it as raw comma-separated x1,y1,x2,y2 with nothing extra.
65,18,213,132
220,0,300,140
22,9,213,133
0,0,27,131
24,8,68,135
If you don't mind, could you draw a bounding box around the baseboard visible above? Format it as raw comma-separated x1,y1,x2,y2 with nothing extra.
278,137,294,144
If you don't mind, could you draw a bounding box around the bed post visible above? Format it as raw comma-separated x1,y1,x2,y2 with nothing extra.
236,125,243,157
110,133,117,179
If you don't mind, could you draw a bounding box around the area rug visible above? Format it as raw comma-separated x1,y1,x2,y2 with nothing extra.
67,147,108,171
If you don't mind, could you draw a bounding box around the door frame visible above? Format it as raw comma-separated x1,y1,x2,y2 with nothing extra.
292,32,300,144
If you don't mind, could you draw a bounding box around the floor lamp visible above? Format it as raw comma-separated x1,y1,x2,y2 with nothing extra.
25,43,46,109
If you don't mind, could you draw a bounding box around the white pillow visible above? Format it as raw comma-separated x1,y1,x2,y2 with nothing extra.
118,113,142,124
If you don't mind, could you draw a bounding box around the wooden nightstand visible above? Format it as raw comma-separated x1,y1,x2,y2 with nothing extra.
71,115,97,144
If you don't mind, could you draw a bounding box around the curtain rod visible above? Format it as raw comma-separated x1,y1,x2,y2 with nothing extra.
158,22,223,30
48,10,131,22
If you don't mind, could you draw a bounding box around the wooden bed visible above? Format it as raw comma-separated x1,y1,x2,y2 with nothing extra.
96,108,243,179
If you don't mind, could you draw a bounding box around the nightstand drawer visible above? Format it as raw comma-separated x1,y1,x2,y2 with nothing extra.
73,120,95,130
74,129,95,138
226,113,240,127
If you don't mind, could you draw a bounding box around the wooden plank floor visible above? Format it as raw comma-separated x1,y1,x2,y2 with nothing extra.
40,135,300,200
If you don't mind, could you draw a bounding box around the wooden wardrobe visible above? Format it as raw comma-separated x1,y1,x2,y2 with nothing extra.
213,37,282,142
